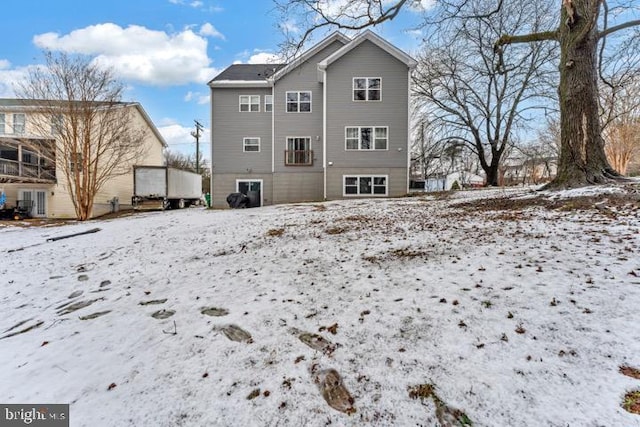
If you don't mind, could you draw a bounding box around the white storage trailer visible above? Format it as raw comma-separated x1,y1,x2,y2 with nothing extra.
132,166,202,209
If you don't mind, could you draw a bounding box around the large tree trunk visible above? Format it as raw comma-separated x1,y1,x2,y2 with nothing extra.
547,0,618,189
484,161,500,186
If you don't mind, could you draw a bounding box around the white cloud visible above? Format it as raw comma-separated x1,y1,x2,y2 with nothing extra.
247,52,281,64
184,91,210,104
280,20,300,34
158,123,195,147
234,49,282,65
170,0,219,10
33,23,219,85
0,62,35,98
199,23,225,40
158,123,211,160
408,0,436,11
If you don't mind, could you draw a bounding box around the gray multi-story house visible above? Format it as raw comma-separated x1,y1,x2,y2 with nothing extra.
208,30,416,208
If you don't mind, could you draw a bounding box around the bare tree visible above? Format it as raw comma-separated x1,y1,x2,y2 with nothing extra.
275,0,416,57
412,0,556,186
537,115,562,160
599,63,640,175
17,52,148,220
411,120,445,179
495,0,640,188
604,119,640,175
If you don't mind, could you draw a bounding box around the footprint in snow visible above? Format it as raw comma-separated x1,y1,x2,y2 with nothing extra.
57,299,101,316
79,311,111,320
139,299,168,306
151,309,175,319
215,324,253,343
313,368,355,414
290,327,336,354
201,307,229,317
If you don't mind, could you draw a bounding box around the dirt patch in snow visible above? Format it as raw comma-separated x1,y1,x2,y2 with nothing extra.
451,187,639,216
408,383,472,426
623,390,640,415
621,366,640,380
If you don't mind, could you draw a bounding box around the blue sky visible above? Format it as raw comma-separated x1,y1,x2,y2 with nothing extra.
0,0,426,161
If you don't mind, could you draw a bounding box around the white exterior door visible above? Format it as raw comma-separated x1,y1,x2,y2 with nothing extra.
19,189,47,217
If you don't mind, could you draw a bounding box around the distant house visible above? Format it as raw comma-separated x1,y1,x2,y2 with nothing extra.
500,156,557,186
0,99,166,218
208,30,417,208
410,171,484,192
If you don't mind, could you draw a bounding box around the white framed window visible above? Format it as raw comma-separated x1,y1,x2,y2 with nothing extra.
22,150,35,165
51,114,63,135
343,175,388,196
345,126,388,150
70,152,83,172
353,77,381,101
286,91,311,113
243,137,260,152
265,95,273,112
13,113,26,134
285,137,313,165
0,113,5,134
239,95,260,112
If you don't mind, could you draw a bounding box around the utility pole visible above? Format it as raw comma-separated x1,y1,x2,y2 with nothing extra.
191,120,204,174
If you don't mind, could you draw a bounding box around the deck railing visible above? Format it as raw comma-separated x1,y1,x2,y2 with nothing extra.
0,158,56,181
284,150,313,166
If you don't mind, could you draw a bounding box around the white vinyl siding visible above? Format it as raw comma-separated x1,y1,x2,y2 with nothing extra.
286,91,312,113
343,175,388,196
239,95,260,112
345,126,388,150
353,77,381,101
243,137,260,152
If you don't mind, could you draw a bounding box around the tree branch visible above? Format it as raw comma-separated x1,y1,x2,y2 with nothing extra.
597,19,640,40
495,31,558,48
278,0,409,57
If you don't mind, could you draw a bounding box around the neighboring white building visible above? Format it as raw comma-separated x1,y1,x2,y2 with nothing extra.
0,99,166,219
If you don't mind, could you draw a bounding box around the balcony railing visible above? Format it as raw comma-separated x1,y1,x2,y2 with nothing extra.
285,150,314,166
0,158,56,182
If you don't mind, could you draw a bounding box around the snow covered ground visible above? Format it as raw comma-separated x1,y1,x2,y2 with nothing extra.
1,185,640,427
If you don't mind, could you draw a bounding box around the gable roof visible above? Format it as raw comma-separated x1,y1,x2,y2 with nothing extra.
208,64,284,87
318,30,417,71
270,32,351,82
